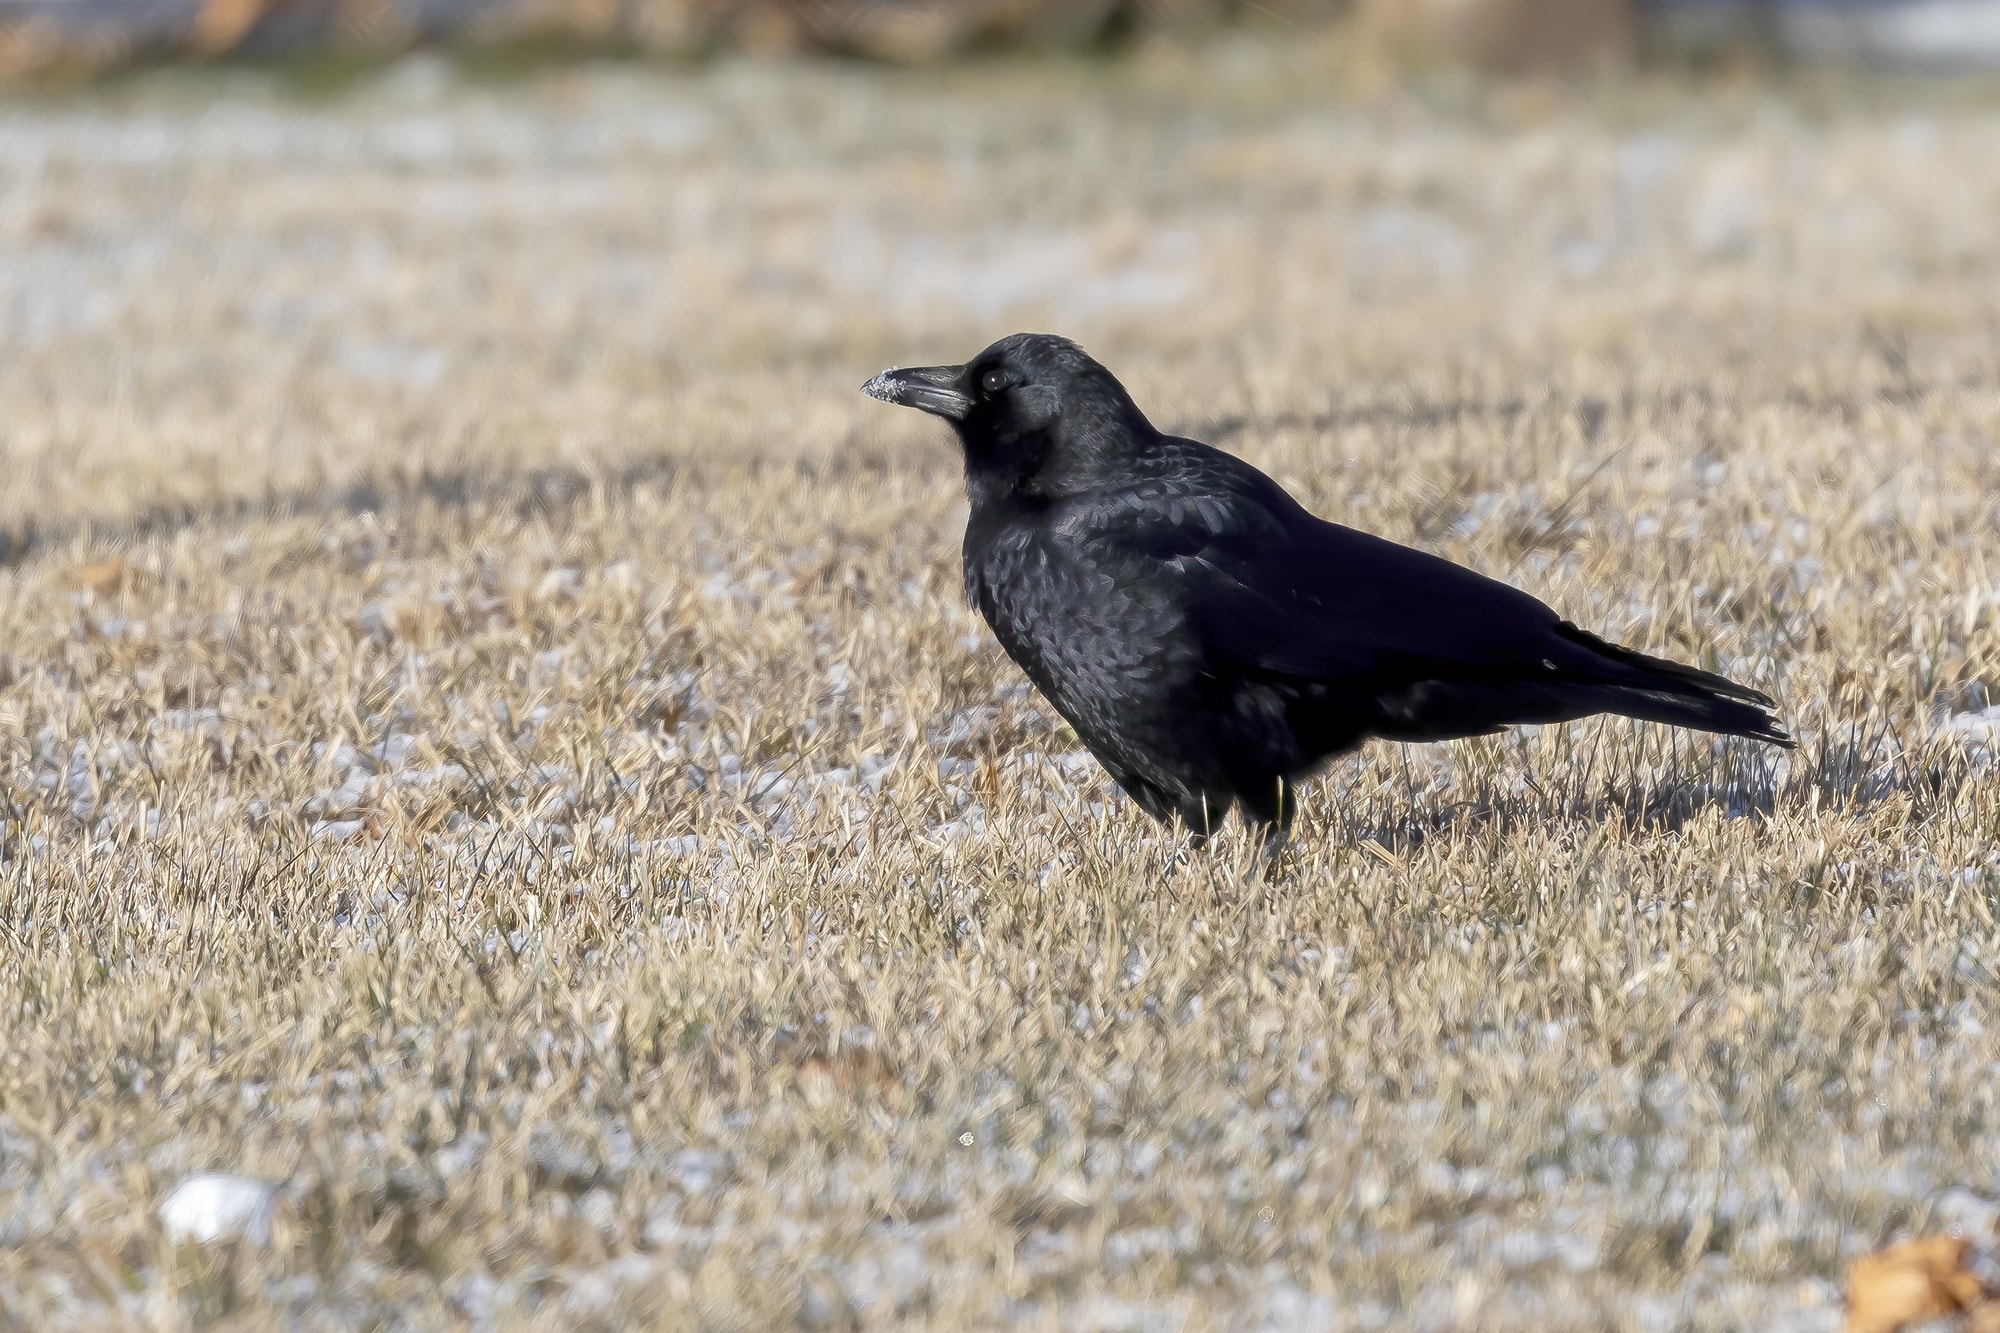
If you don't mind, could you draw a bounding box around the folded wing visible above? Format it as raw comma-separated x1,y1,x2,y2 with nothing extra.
1067,450,1790,746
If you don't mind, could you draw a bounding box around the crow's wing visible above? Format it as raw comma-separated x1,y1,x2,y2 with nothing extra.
1191,527,1563,681
1055,441,1786,744
1058,460,1578,686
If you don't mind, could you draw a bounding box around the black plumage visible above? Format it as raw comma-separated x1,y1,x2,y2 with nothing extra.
863,333,1791,854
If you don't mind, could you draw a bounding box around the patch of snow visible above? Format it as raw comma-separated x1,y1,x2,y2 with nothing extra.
158,1173,278,1245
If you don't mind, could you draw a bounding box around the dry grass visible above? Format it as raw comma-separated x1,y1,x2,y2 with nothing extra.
3,39,2000,1331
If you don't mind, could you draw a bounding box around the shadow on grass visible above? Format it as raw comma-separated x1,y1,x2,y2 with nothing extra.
1325,714,1989,861
0,444,958,568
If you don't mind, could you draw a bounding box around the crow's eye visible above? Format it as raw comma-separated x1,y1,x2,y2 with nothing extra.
980,368,1007,395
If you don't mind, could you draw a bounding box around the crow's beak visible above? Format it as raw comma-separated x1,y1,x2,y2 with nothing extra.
860,364,974,421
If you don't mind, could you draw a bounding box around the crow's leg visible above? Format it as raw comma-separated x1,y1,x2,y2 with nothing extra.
1176,793,1224,847
1256,822,1290,869
1158,794,1226,879
1238,779,1297,877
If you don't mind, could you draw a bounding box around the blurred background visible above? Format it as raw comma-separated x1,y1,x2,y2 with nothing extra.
4,0,2000,75
6,0,2000,1327
6,0,2000,550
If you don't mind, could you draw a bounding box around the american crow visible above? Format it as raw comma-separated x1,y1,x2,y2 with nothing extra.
863,332,1791,856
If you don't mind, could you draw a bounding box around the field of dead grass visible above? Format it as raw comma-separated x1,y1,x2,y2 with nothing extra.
3,38,2000,1331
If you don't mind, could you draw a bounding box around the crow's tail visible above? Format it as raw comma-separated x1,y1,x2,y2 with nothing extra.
1556,622,1793,747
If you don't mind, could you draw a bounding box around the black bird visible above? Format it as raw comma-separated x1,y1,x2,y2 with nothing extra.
863,333,1791,856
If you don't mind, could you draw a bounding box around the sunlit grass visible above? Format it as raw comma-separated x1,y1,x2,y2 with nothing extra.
2,47,1999,1330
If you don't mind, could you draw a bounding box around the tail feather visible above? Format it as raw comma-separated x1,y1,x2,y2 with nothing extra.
1555,622,1793,747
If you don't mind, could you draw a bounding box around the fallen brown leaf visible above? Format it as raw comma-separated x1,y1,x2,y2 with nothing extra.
1845,1235,1991,1333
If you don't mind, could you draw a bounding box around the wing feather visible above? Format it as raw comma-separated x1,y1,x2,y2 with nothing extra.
1062,450,1569,686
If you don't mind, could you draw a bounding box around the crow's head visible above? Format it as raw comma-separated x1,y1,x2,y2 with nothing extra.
862,333,1149,497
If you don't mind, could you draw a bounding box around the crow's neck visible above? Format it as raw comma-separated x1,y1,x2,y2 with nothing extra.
961,414,1156,513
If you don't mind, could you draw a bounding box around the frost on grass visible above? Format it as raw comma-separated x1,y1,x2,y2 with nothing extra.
5,49,2000,1333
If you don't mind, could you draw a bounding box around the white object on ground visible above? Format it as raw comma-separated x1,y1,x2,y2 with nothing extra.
158,1173,279,1245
